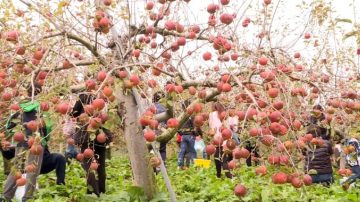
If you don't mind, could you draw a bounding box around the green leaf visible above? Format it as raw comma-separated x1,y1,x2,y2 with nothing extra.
343,31,358,40
150,192,168,202
261,188,270,202
126,186,147,202
308,169,318,175
335,18,352,24
54,1,67,16
89,133,96,141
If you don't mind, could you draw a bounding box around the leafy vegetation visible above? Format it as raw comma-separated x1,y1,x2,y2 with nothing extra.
1,155,360,202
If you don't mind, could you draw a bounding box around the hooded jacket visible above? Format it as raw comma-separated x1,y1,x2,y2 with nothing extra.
2,99,52,159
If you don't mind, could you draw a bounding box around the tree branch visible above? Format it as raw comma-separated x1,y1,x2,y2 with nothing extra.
65,33,106,65
130,25,209,41
31,48,51,101
156,89,220,143
42,60,96,72
1,31,65,54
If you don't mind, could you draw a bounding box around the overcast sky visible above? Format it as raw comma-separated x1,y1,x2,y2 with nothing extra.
11,0,359,55
127,0,360,69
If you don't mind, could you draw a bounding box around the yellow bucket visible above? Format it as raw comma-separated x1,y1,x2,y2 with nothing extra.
194,159,211,168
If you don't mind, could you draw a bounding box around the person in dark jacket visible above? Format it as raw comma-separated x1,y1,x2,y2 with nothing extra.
1,84,66,202
71,93,113,196
177,100,202,169
304,105,333,186
244,139,259,167
1,145,66,185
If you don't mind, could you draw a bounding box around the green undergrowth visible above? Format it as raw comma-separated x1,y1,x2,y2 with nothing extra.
1,156,360,202
157,158,360,202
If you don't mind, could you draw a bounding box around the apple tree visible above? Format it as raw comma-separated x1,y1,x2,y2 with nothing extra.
0,0,359,200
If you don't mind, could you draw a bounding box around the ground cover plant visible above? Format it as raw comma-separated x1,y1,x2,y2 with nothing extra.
2,156,360,201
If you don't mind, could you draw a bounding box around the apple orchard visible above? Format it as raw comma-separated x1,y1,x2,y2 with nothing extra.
0,0,360,200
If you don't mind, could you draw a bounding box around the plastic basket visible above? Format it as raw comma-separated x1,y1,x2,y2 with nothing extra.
194,159,211,168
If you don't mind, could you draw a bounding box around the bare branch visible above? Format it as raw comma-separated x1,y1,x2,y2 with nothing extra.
65,33,105,65
31,48,51,101
42,60,96,72
0,32,65,54
130,25,209,41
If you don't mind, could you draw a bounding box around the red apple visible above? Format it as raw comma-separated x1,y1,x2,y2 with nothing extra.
203,52,212,61
234,184,247,197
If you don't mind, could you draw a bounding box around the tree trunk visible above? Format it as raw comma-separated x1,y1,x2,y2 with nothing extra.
116,89,156,200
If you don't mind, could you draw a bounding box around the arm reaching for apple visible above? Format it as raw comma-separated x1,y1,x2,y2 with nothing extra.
154,112,170,122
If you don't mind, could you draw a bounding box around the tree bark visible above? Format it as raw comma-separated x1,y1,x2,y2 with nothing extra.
116,89,156,200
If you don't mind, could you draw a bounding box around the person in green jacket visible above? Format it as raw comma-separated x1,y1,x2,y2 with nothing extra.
1,84,66,202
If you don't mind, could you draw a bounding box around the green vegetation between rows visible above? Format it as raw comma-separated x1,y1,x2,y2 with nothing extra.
1,156,360,202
